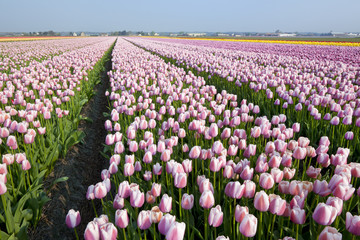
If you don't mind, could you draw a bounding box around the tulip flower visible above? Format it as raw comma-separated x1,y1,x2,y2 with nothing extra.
239,214,257,237
159,194,173,213
318,226,342,240
99,223,118,240
166,222,186,240
115,209,129,228
137,210,152,230
158,214,176,235
84,221,100,240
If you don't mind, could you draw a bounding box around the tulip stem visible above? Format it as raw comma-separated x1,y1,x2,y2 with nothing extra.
179,188,182,219
296,224,299,240
123,228,127,240
268,214,276,239
186,210,190,240
258,211,263,240
8,166,17,199
73,227,79,240
1,195,7,212
27,171,31,190
91,199,98,217
204,209,208,240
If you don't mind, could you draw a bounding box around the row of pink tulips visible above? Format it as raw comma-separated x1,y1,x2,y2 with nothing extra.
65,38,360,240
127,37,360,161
0,37,116,239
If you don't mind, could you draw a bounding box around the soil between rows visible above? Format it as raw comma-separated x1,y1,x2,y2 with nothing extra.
28,59,112,240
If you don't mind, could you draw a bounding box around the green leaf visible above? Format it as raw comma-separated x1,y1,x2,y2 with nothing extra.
5,199,15,233
79,115,93,123
49,176,69,189
191,225,203,240
0,230,10,239
63,130,86,154
21,209,33,221
13,191,32,224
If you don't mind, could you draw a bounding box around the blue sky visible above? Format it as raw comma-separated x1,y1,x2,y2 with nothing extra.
0,0,359,33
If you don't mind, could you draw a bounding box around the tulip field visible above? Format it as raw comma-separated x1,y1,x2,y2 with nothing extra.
1,36,360,240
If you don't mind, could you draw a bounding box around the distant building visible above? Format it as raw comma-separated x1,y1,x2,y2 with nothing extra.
154,33,160,36
188,33,206,37
331,32,347,37
80,32,86,37
278,33,297,37
73,32,78,37
170,33,178,37
217,33,229,37
100,33,108,37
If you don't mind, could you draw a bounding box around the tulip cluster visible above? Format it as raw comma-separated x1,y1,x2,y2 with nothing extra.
129,37,360,160
76,37,360,240
0,37,116,238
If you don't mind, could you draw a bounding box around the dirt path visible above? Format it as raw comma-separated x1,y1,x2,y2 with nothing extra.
28,59,112,240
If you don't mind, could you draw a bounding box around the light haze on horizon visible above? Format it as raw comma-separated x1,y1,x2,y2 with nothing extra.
1,0,359,33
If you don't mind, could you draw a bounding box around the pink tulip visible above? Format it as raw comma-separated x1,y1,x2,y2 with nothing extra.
332,183,355,201
259,173,275,189
65,209,81,228
293,147,307,160
94,182,107,199
312,203,338,225
99,223,118,240
129,141,138,152
243,144,256,158
137,210,152,230
326,197,343,216
160,149,171,162
113,194,124,209
21,159,31,170
115,209,129,228
143,151,152,163
243,180,256,198
166,222,186,240
346,212,360,236
181,159,192,173
237,164,252,180
189,146,201,158
269,194,286,215
174,172,187,188
209,123,218,138
130,189,144,208
181,193,194,210
159,194,173,213
151,206,163,224
118,181,130,198
151,182,161,197
199,190,215,209
290,207,306,224
209,205,223,227
283,167,296,180
313,180,331,197
239,214,257,237
84,221,100,240
212,141,223,155
0,180,6,195
124,163,134,176
254,190,269,212
306,166,321,179
318,226,342,240
158,214,176,235
235,205,249,223
271,168,284,183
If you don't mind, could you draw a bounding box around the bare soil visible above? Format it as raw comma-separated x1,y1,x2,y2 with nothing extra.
28,60,111,240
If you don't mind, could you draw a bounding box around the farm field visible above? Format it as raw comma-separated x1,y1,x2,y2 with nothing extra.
0,36,360,240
